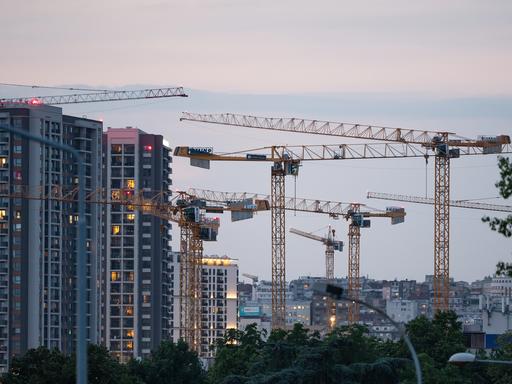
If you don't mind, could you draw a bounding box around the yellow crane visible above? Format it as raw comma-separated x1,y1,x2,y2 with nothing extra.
0,184,268,352
289,226,341,328
290,226,342,281
180,112,511,313
174,141,510,324
186,188,405,324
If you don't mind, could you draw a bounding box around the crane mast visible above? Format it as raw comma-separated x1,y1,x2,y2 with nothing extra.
271,162,287,328
347,205,362,324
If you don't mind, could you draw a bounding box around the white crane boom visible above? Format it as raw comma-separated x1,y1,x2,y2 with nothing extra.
1,87,187,106
367,192,512,213
180,112,450,144
290,228,328,244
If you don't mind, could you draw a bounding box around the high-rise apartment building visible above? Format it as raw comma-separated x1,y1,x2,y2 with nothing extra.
0,104,102,371
172,254,238,358
200,255,238,358
102,127,173,362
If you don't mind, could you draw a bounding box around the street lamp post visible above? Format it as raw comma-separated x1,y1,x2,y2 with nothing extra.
449,352,512,366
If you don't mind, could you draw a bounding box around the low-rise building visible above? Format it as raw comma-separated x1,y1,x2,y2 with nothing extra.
386,299,418,323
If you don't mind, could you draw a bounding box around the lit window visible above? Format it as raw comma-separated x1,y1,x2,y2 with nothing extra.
126,341,133,350
126,179,135,189
111,271,120,281
124,306,133,316
125,329,134,338
111,144,122,154
0,210,6,219
112,225,121,235
0,158,7,166
143,294,151,304
15,211,21,219
126,213,135,221
111,190,121,200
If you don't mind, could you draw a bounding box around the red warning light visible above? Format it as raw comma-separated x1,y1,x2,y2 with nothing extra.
28,98,42,105
144,145,153,151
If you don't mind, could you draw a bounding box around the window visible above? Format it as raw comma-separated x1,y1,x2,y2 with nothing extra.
0,210,6,219
111,144,122,154
125,179,135,189
111,190,121,200
126,213,135,222
111,271,120,281
111,179,122,189
112,225,121,235
124,329,135,338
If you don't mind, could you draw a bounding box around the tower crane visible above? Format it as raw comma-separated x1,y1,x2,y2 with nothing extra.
242,273,259,302
290,226,343,280
290,226,342,328
0,184,268,352
185,187,405,324
180,112,511,313
175,140,511,323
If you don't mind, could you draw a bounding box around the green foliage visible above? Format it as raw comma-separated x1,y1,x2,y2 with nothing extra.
208,324,266,383
4,318,512,384
482,156,512,238
128,340,205,384
0,347,71,384
496,261,512,278
0,341,205,384
405,311,466,366
486,332,512,384
209,323,407,384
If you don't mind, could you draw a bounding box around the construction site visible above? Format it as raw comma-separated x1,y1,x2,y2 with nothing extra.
0,84,509,369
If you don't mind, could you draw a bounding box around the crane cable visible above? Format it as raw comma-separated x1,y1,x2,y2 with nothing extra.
0,82,112,93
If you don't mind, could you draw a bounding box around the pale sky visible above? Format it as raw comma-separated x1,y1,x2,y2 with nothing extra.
2,0,512,95
1,1,511,283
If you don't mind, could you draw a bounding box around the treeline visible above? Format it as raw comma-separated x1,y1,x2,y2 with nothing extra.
2,311,511,383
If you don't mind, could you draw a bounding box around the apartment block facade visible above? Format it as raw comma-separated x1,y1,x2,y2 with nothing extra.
0,104,102,371
172,254,238,358
102,127,173,362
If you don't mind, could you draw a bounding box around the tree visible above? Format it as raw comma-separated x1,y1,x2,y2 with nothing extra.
209,323,408,384
208,324,266,383
482,157,512,276
485,331,512,384
0,347,72,384
129,340,205,384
